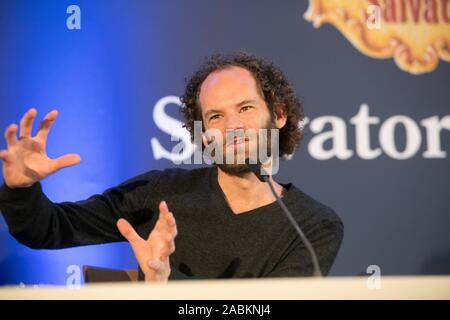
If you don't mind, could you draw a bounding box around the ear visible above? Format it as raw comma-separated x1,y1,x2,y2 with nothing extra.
202,133,209,148
273,105,287,129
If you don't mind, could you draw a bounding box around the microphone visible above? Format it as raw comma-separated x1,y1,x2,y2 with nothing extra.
246,161,323,277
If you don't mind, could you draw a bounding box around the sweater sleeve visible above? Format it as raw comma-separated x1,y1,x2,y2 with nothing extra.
0,171,162,250
266,212,344,277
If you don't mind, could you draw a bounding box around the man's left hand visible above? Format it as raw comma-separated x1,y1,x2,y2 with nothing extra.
117,200,177,282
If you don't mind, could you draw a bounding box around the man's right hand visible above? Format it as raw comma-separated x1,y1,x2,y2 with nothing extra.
0,108,81,188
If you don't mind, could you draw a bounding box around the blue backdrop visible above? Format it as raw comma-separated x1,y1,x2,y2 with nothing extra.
1,0,449,285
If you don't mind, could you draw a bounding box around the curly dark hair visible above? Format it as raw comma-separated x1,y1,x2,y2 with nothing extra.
180,51,304,157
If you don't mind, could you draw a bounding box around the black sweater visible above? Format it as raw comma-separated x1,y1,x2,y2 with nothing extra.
0,166,344,279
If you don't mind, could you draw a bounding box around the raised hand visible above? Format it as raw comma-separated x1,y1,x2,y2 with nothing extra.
0,108,81,188
117,201,177,282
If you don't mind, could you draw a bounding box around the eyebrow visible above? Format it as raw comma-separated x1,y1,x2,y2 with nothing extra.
236,99,257,107
204,100,258,118
204,109,222,118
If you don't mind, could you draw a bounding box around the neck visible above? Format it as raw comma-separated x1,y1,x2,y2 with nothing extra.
216,166,285,214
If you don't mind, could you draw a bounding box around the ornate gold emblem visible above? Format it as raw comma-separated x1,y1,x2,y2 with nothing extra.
304,0,450,74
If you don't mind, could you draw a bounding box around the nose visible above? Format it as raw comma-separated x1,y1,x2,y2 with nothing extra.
224,113,247,145
224,112,245,131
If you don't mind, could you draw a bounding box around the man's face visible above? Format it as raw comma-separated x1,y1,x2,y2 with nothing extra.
198,66,286,175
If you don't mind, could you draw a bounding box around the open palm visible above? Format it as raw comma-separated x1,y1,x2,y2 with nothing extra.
0,108,80,188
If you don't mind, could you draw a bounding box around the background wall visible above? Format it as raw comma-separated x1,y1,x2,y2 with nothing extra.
0,0,449,285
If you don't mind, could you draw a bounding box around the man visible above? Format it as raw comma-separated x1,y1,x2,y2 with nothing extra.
0,52,343,282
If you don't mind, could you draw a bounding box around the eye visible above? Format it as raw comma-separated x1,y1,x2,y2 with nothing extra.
209,114,221,121
240,105,253,113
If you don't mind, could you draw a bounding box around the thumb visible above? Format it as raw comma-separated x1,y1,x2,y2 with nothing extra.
117,218,142,244
0,150,11,163
53,153,81,170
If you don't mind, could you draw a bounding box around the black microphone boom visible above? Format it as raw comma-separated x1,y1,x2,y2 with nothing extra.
247,162,323,277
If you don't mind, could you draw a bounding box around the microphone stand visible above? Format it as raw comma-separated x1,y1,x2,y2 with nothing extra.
247,163,322,277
